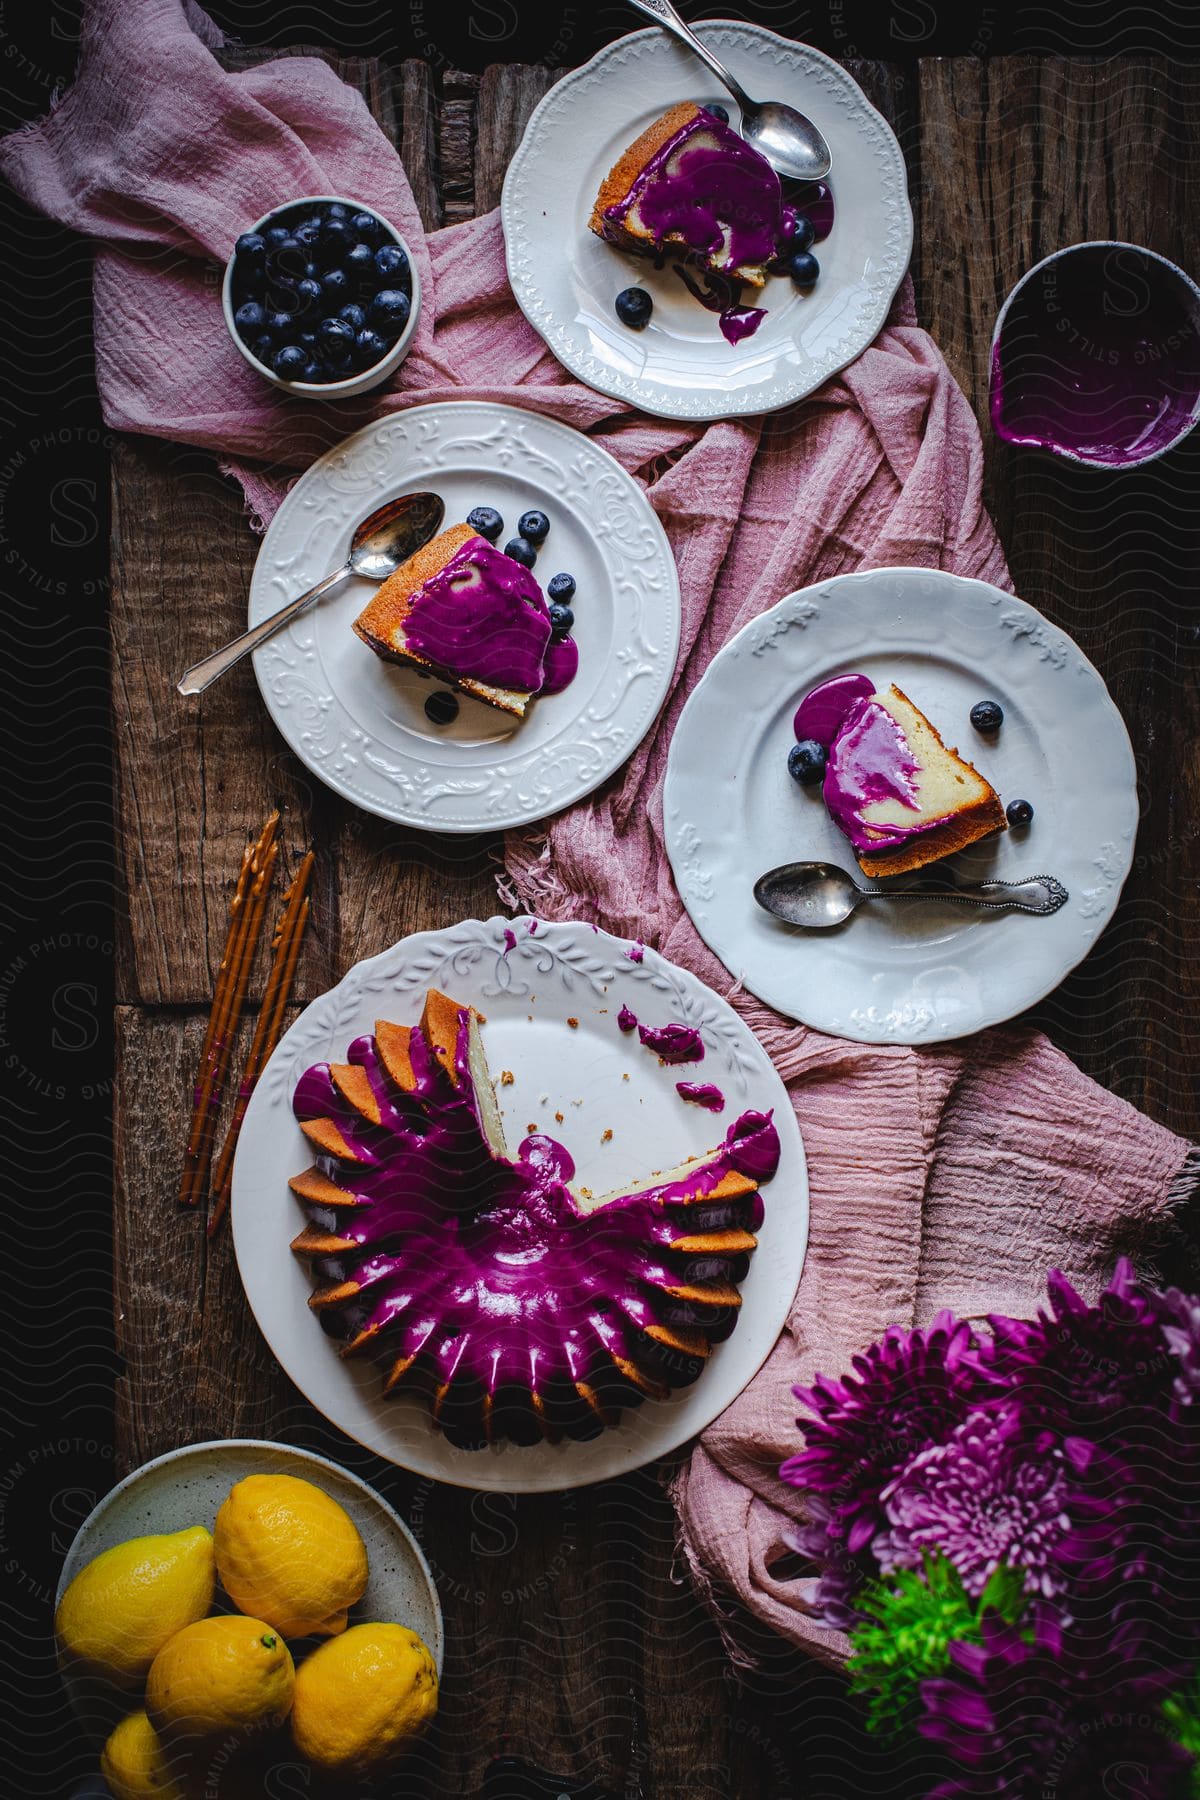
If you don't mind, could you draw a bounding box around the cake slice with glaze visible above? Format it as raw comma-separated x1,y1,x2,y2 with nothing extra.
794,674,1007,878
353,523,553,718
288,987,778,1448
589,101,790,288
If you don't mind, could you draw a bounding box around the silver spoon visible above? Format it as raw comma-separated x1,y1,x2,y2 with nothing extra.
624,0,833,183
177,490,445,696
754,861,1069,929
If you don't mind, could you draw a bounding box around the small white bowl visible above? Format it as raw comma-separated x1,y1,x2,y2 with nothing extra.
222,193,421,399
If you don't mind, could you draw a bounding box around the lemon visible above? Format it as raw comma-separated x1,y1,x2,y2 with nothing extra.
145,1614,294,1742
290,1622,438,1777
55,1525,214,1683
214,1473,368,1638
99,1711,186,1800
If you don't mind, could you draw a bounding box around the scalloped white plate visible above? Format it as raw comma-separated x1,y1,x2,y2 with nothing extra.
249,401,680,831
231,918,808,1492
664,568,1137,1044
502,23,912,420
56,1439,443,1746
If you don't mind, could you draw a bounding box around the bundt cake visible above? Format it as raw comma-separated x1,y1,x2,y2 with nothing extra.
794,673,1008,878
589,101,793,288
353,523,567,718
288,988,779,1448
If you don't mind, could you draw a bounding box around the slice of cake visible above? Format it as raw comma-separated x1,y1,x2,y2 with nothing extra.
288,988,779,1448
794,673,1007,878
354,523,553,718
590,101,789,288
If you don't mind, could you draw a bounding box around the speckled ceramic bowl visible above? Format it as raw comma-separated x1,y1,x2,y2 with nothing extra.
989,240,1200,468
55,1438,443,1746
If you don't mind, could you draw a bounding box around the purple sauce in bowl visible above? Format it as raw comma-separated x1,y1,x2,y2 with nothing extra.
990,242,1200,468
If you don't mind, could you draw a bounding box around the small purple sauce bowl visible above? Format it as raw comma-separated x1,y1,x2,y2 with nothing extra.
989,241,1200,468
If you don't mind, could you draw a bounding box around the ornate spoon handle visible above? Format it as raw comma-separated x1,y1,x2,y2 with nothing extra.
623,0,757,113
863,876,1069,916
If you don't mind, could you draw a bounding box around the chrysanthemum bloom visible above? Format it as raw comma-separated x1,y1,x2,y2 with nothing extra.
920,1609,1188,1799
1160,1286,1200,1405
874,1406,1071,1600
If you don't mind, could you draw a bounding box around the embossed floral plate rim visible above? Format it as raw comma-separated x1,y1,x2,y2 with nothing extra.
249,401,680,831
664,567,1138,1044
231,917,808,1493
56,1438,443,1744
501,23,913,420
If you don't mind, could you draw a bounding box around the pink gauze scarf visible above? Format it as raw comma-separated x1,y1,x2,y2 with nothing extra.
5,0,1193,1669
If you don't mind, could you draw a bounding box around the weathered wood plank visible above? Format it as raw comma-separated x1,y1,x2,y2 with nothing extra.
441,69,480,225
474,64,562,213
916,55,1200,1139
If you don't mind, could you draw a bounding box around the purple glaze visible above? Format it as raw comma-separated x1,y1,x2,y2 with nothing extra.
604,106,786,275
290,1009,779,1444
403,535,552,693
990,245,1200,466
793,672,875,748
719,304,767,346
626,940,645,964
676,1081,725,1112
617,1004,638,1033
637,1021,704,1065
539,632,579,696
792,182,835,244
672,263,766,345
502,929,517,956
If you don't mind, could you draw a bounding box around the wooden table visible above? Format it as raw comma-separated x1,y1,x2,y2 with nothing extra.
110,51,1200,1799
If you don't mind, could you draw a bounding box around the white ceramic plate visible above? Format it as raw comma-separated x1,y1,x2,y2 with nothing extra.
57,1439,443,1744
249,401,680,830
231,917,808,1492
502,23,912,420
664,568,1137,1044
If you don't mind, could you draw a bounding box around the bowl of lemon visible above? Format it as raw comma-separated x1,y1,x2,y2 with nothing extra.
54,1440,443,1798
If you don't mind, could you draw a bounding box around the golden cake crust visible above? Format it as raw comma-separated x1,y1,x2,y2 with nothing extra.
588,101,701,239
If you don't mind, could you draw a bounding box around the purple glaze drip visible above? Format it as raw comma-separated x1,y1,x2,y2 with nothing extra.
676,1081,725,1112
626,940,645,964
990,246,1200,465
617,1004,638,1033
539,632,579,696
290,1009,779,1439
672,262,766,345
637,1022,704,1065
502,929,517,956
604,106,786,275
403,535,552,693
791,181,835,243
793,672,875,747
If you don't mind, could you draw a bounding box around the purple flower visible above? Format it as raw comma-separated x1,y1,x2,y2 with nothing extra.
782,1312,984,1557
920,1609,1188,1798
986,1260,1175,1433
875,1407,1071,1600
1160,1286,1200,1404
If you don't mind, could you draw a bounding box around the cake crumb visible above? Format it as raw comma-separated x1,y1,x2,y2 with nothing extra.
601,1128,613,1143
527,1123,538,1134
555,1111,564,1124
500,1070,515,1086
622,1072,630,1082
579,1186,593,1198
566,1016,578,1028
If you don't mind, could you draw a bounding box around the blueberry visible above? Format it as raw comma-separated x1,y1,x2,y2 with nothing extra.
294,221,322,249
316,317,355,364
266,309,295,334
264,224,290,249
338,302,367,332
269,235,306,278
369,288,411,336
504,536,537,567
235,231,267,264
272,343,308,380
317,218,351,265
970,700,1004,733
374,243,409,283
615,286,653,329
234,299,266,336
351,210,383,243
518,509,550,543
1006,798,1034,828
424,690,460,725
344,242,376,285
707,103,729,123
788,739,827,787
353,327,389,367
547,572,576,602
250,333,276,364
302,259,321,281
326,202,350,221
789,250,820,287
300,360,324,383
548,602,574,635
791,216,816,252
296,277,323,312
298,330,317,348
321,268,351,305
467,505,503,542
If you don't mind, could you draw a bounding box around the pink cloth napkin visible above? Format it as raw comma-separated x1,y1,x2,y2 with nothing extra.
6,0,1193,1670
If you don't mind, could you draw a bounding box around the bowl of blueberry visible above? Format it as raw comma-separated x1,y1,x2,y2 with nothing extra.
222,195,421,397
